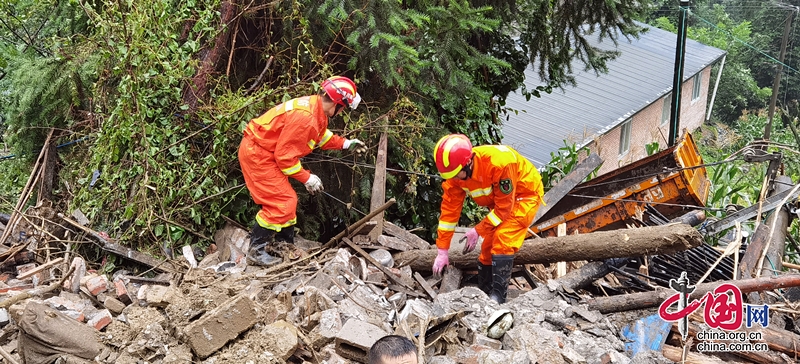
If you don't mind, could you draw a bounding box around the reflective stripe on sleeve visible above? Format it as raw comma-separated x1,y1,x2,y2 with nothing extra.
281,162,302,175
468,186,492,198
318,130,334,148
486,210,502,226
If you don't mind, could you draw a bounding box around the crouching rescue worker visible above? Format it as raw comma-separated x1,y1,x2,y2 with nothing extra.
431,134,544,304
239,76,368,266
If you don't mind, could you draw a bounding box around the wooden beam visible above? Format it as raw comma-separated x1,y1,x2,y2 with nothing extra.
368,126,388,240
587,274,800,314
17,257,64,280
341,237,416,294
58,214,178,273
395,223,702,272
414,272,437,299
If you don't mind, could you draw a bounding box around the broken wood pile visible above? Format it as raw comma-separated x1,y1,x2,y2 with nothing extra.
0,145,799,363
0,197,796,364
0,196,722,363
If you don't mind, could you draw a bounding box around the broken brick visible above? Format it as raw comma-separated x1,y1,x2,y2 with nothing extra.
62,310,86,322
85,275,109,296
87,309,112,330
113,278,132,304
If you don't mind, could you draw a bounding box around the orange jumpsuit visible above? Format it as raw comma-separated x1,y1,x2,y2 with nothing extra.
435,145,544,265
238,95,345,231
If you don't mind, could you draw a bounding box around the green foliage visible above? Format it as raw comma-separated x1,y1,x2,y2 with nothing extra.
651,5,769,125
540,141,597,191
0,0,655,255
696,110,800,220
645,141,660,156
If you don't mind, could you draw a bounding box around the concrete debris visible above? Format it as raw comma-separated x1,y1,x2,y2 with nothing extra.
0,210,797,364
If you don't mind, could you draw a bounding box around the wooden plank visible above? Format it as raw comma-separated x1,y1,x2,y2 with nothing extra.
555,223,567,278
439,265,463,294
368,127,389,240
58,213,178,273
704,184,800,235
532,153,603,224
17,257,64,280
383,222,431,250
741,224,770,279
414,272,437,299
341,237,416,293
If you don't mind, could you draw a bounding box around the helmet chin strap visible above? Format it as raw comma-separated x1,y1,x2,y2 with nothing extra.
462,157,474,179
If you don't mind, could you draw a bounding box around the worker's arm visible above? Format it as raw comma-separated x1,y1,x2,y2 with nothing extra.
273,110,319,183
317,128,346,150
435,180,467,250
475,164,519,237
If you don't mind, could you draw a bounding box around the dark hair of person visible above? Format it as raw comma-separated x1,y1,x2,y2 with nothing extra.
368,335,417,364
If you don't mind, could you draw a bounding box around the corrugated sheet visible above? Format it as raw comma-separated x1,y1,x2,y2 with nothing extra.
502,23,726,167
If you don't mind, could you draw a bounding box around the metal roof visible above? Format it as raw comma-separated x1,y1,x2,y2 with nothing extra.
502,23,727,167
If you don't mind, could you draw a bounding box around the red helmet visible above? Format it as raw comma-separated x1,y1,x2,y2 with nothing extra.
434,134,473,179
321,76,362,110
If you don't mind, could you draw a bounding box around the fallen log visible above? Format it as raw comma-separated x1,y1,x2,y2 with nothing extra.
661,344,726,364
394,223,702,272
587,274,800,314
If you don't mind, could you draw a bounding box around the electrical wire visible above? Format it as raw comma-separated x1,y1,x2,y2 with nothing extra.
691,10,800,74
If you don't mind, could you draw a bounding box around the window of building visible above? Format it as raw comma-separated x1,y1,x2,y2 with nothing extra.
692,73,702,101
619,119,631,155
661,95,671,125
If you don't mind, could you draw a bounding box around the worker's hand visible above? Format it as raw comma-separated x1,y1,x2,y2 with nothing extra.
432,248,449,275
463,227,480,253
343,139,367,154
304,174,324,194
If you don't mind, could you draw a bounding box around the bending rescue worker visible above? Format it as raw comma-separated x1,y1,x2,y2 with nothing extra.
432,134,544,303
238,76,367,266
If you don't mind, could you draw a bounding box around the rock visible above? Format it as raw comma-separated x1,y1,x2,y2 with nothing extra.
183,295,258,358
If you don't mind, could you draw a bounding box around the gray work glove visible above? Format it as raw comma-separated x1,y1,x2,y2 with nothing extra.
343,139,367,154
304,174,324,194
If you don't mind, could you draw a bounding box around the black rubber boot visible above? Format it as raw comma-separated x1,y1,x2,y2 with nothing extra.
247,224,282,267
275,227,295,244
489,255,515,304
477,262,492,295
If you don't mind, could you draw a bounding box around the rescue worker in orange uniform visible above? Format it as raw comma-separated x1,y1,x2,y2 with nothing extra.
239,76,368,266
432,134,544,303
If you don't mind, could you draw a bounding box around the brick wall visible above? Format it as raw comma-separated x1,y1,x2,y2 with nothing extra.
586,67,712,175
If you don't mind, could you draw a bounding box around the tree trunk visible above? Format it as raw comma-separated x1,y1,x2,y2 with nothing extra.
587,274,800,314
182,0,238,111
394,223,702,272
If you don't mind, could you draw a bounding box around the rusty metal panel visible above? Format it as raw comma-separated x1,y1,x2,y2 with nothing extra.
531,132,709,238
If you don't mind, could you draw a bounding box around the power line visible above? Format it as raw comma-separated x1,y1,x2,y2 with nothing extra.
691,10,800,74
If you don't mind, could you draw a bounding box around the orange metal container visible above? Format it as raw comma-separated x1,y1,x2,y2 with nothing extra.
531,133,710,237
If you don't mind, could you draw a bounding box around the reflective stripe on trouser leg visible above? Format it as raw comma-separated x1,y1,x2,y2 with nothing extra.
239,137,298,229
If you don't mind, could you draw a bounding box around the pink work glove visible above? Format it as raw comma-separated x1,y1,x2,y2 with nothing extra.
432,248,449,275
463,227,480,253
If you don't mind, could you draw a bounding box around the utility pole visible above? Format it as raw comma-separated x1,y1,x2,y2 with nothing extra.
668,0,691,147
764,9,795,142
